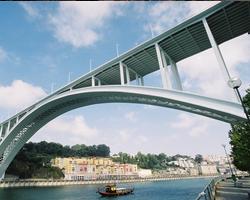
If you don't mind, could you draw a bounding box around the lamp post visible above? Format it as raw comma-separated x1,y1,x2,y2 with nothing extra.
222,144,235,180
228,77,250,123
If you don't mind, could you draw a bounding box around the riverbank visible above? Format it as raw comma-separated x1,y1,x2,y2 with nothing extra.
0,175,217,188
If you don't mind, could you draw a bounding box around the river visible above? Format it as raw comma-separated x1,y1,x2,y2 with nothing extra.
0,177,210,200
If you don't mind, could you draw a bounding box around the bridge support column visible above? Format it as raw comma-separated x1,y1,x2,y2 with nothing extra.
0,125,2,138
91,76,95,87
160,48,182,90
0,171,5,181
7,121,10,134
155,43,171,89
140,76,144,86
123,63,142,86
97,79,101,86
92,76,101,87
119,61,125,85
170,59,183,90
125,65,130,85
202,18,239,102
136,74,140,85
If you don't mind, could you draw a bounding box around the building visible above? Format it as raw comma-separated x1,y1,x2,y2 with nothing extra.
188,167,199,176
51,157,138,180
169,158,195,168
198,164,218,175
137,169,152,178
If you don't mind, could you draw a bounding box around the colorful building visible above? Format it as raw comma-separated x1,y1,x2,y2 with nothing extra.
51,157,138,180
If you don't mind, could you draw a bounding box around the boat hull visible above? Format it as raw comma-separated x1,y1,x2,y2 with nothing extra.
98,188,134,197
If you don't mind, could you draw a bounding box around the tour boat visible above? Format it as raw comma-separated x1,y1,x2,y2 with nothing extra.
97,184,134,197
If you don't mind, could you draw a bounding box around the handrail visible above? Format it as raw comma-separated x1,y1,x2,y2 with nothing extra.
195,176,225,200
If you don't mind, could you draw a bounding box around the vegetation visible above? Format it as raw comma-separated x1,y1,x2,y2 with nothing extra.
229,88,250,172
112,152,192,170
6,141,110,179
194,154,203,164
7,141,196,178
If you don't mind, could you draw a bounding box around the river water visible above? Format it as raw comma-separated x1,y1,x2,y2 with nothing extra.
0,178,210,200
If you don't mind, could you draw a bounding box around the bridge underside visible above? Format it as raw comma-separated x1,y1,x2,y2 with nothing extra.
0,86,245,178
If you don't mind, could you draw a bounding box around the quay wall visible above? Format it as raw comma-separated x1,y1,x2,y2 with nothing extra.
0,175,217,188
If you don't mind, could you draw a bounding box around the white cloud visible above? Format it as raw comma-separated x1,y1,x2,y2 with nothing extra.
143,105,158,110
49,2,124,48
107,128,148,154
146,2,189,36
0,80,46,111
124,111,137,122
0,47,7,63
118,130,131,143
188,1,219,17
171,113,195,129
170,113,210,137
31,115,98,145
146,1,218,36
178,34,250,101
19,2,40,18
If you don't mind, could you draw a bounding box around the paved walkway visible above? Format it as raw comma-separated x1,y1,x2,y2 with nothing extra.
216,177,250,200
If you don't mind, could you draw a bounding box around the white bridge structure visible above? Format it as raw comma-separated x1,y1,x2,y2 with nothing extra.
0,2,249,179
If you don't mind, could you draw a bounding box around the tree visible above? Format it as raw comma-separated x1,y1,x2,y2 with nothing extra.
6,141,111,178
195,154,203,164
229,88,250,172
96,144,110,157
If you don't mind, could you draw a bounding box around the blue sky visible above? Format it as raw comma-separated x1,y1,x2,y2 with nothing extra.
0,2,249,157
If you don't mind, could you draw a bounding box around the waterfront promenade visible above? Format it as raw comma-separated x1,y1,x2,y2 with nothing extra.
0,175,215,188
216,177,250,200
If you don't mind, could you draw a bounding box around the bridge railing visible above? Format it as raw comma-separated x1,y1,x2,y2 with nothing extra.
195,176,225,200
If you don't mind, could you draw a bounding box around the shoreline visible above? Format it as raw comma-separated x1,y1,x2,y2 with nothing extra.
0,175,217,188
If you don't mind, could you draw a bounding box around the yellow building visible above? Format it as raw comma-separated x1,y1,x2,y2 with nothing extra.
51,157,138,180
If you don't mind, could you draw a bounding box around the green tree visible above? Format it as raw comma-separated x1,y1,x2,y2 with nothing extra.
6,141,111,178
229,88,250,172
194,154,203,164
96,144,110,157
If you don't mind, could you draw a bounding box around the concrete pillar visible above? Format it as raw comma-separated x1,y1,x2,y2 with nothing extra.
140,76,144,86
170,59,183,90
7,121,10,133
161,50,172,89
98,79,101,86
125,66,130,85
91,76,95,87
202,18,239,102
119,61,125,85
0,171,5,181
155,43,170,89
0,125,2,137
136,74,140,85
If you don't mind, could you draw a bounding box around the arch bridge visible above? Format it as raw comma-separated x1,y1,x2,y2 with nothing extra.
0,1,249,179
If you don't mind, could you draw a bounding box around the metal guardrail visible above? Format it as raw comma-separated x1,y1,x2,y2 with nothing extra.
195,176,225,200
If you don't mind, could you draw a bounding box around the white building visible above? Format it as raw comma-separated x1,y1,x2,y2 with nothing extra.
169,158,194,168
137,169,152,178
199,164,218,175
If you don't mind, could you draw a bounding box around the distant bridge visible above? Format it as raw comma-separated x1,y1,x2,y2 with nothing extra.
0,1,249,179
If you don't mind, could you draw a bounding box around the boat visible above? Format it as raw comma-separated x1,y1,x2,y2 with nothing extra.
97,184,134,197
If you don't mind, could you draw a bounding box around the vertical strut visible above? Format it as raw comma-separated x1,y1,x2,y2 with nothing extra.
125,66,130,85
91,76,95,87
170,59,183,90
140,76,144,86
202,18,239,102
155,43,170,89
119,61,125,85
